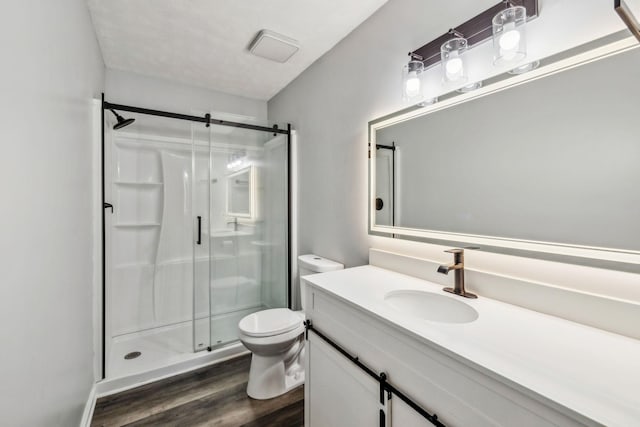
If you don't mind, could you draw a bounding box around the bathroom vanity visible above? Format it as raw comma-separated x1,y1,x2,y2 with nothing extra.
302,263,640,427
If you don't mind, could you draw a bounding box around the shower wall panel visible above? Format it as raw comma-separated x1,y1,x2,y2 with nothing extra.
109,136,200,337
109,140,164,336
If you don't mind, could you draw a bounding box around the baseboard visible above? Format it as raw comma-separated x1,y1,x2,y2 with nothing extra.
79,384,97,427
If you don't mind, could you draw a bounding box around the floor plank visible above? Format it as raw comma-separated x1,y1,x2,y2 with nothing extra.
92,355,303,427
240,400,304,427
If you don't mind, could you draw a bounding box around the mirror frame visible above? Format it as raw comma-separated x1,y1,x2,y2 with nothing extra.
369,31,640,271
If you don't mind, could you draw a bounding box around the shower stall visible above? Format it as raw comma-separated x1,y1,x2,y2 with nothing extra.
101,99,290,380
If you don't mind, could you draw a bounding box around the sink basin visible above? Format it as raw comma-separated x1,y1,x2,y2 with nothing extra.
384,290,478,323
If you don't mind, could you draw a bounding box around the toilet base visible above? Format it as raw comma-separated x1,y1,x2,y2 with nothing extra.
246,340,305,400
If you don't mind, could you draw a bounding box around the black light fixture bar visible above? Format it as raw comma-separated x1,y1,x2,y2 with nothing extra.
410,0,539,68
103,101,290,135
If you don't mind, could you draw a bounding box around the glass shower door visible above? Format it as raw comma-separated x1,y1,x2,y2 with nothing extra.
207,125,289,349
192,123,211,351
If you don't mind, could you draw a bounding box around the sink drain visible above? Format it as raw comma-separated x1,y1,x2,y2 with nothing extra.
124,351,141,360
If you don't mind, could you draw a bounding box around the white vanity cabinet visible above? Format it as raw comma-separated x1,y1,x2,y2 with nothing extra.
306,336,381,426
302,266,640,427
304,287,581,427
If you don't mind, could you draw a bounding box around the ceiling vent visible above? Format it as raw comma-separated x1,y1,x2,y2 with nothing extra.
248,30,299,63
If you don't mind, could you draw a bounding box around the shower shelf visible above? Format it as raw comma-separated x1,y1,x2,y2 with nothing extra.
114,223,161,228
114,181,163,186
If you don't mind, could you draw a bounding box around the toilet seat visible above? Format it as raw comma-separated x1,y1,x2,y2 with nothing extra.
239,308,304,338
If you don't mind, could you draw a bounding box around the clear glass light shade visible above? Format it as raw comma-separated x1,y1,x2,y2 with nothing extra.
417,97,438,107
493,6,527,66
508,60,540,74
441,38,468,84
402,60,425,102
456,81,483,93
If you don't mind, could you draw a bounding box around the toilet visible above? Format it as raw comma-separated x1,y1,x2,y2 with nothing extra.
238,254,344,399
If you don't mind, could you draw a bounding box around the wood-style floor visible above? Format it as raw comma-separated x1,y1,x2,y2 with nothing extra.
91,354,304,427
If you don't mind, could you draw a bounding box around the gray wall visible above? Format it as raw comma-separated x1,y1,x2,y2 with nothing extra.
106,69,268,121
0,0,104,425
268,0,502,267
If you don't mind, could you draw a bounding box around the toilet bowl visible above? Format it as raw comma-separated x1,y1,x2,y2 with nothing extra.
238,254,343,400
238,308,306,399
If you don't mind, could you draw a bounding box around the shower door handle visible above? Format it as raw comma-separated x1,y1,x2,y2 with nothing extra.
197,216,202,245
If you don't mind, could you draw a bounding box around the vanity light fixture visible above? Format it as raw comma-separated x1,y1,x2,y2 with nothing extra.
402,55,425,102
403,0,538,102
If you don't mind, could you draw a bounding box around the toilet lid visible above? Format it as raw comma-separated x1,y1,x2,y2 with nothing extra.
239,308,304,337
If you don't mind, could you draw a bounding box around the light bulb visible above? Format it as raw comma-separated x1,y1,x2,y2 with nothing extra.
499,29,521,51
445,58,463,80
446,57,463,76
405,71,421,97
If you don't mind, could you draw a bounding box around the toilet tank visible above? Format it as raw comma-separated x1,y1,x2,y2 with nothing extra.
298,254,344,311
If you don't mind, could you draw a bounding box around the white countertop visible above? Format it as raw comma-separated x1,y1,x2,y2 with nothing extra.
304,265,640,426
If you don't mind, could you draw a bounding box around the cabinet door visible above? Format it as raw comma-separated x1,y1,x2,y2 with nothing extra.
307,334,381,427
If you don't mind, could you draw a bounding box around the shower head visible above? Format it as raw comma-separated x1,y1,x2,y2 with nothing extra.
109,109,135,130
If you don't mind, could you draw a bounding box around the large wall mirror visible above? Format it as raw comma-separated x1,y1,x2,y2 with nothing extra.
369,32,640,270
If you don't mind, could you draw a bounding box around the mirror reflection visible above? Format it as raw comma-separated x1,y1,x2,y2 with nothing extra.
227,165,255,218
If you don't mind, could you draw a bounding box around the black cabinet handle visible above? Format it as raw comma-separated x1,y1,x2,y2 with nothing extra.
104,202,114,213
197,216,202,245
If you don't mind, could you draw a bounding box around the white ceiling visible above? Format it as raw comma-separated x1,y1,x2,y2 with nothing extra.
87,0,388,101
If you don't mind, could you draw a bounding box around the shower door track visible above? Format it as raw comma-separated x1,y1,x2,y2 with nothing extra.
103,101,290,134
101,95,293,380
